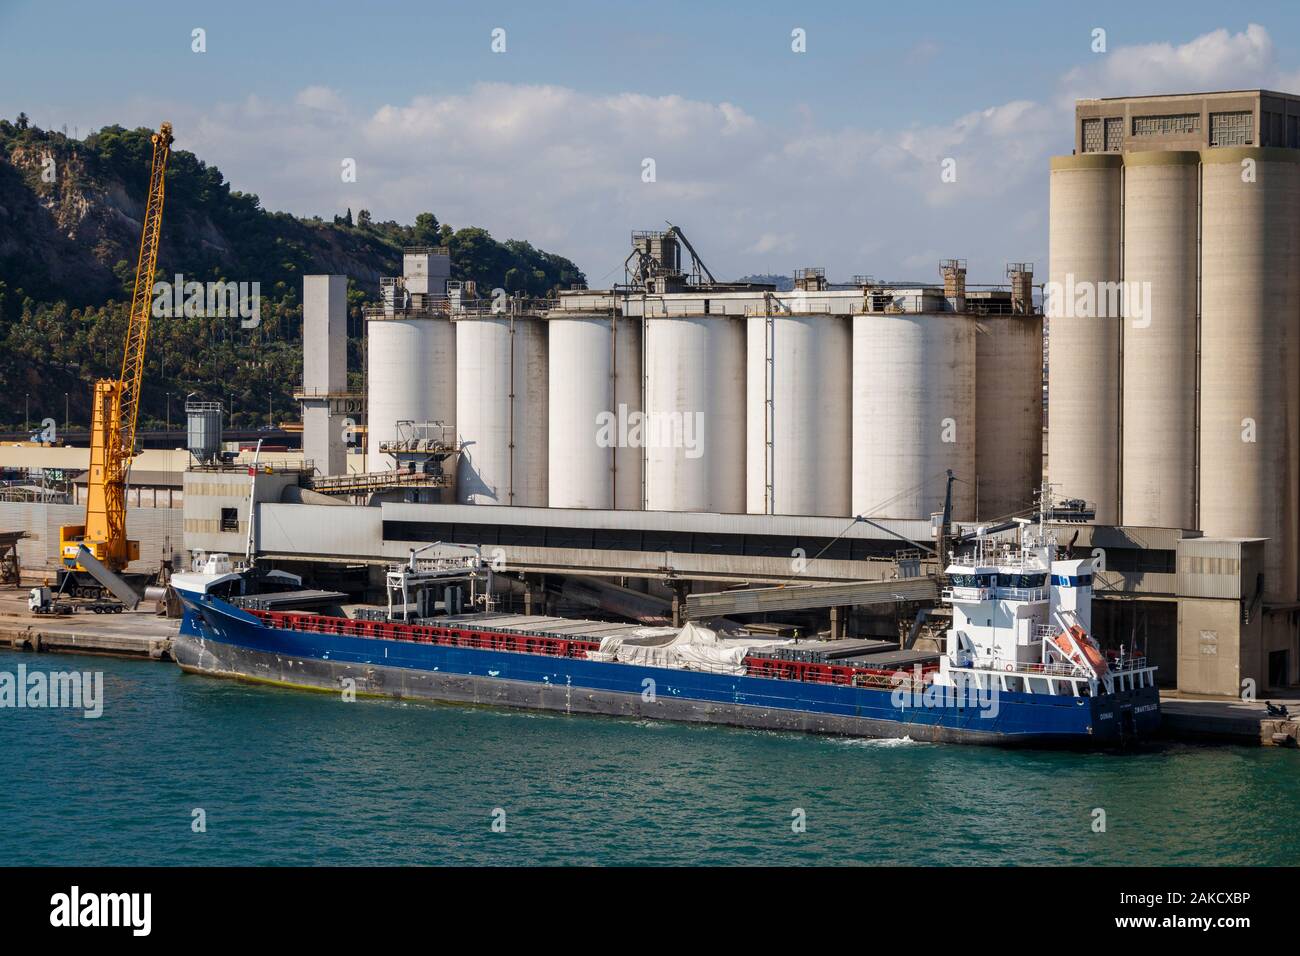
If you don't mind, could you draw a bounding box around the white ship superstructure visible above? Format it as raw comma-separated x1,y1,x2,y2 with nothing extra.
939,527,1157,700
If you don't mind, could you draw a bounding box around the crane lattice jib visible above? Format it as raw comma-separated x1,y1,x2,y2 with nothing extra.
117,122,173,460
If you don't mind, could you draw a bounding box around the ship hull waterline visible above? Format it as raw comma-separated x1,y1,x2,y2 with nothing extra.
174,594,1160,748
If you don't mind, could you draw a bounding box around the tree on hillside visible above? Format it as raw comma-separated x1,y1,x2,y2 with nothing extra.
412,212,440,245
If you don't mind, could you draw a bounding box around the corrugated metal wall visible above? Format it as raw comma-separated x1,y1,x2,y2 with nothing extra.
0,502,183,573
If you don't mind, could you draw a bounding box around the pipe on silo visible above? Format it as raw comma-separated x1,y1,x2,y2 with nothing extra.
1120,151,1200,529
1199,147,1300,602
1047,154,1122,523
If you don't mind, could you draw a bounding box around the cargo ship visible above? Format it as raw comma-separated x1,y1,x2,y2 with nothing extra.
170,530,1160,747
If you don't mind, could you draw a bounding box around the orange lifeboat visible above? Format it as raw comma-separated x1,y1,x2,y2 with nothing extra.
1053,625,1109,678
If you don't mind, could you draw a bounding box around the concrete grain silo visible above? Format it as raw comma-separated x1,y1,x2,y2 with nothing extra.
1120,151,1200,529
745,313,851,516
455,314,549,506
1199,147,1300,601
974,313,1043,520
547,312,642,510
1047,154,1122,523
366,312,456,468
643,314,746,513
852,313,976,521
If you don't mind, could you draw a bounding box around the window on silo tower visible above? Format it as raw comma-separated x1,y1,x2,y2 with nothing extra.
1104,117,1123,151
1082,118,1102,153
1210,111,1253,147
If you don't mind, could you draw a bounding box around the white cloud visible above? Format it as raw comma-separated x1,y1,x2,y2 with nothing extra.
1060,24,1288,103
61,24,1300,287
141,80,1049,284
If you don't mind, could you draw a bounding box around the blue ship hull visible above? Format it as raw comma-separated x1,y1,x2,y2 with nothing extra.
174,593,1160,747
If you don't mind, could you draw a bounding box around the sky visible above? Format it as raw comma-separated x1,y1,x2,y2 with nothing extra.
4,0,1300,284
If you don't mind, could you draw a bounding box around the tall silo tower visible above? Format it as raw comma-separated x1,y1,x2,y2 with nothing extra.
1199,148,1300,602
1058,90,1300,601
1120,151,1199,530
1047,154,1122,524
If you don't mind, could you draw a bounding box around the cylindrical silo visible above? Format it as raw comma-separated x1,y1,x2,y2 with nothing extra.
366,313,456,468
1047,154,1122,523
974,314,1043,520
643,315,746,513
852,313,976,520
455,314,549,506
547,312,642,510
1199,147,1300,602
1121,151,1199,529
746,313,851,516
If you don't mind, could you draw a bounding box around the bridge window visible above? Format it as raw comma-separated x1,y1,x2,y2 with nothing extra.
1052,573,1093,587
996,573,1046,588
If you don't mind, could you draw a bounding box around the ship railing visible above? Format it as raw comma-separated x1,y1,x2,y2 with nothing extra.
976,654,1151,680
943,586,1047,602
251,609,944,689
969,658,1087,678
1034,624,1060,640
743,655,937,690
251,609,603,660
998,586,1048,602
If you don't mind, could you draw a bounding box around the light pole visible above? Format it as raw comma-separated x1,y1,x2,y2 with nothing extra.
64,392,68,436
166,392,171,433
24,394,29,434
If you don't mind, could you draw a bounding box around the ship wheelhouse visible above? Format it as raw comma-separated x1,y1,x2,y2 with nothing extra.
939,534,1156,699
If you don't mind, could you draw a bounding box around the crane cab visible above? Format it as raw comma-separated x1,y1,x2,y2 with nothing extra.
58,527,140,570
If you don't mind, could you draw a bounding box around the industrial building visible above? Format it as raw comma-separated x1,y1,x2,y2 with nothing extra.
255,92,1300,698
5,89,1297,701
339,231,1043,523
193,230,1046,662
1050,89,1300,694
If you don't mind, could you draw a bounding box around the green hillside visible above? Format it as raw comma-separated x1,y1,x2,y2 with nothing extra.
0,116,584,431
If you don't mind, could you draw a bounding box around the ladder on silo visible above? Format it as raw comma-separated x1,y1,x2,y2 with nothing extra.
763,294,776,514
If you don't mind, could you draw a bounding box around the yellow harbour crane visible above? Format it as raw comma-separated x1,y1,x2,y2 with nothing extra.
59,122,173,581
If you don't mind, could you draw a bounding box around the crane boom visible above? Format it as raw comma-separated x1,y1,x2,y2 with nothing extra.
60,122,172,576
119,121,173,459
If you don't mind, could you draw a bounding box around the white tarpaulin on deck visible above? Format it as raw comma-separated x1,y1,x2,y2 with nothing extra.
586,622,787,675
